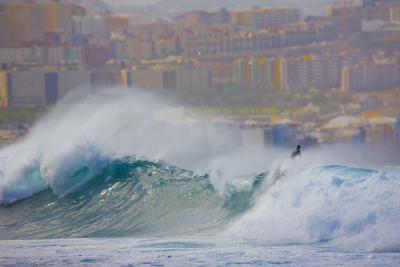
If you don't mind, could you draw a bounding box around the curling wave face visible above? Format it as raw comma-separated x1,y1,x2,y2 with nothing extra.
0,156,266,239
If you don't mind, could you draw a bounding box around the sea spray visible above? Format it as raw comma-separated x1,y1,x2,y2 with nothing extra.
0,91,210,204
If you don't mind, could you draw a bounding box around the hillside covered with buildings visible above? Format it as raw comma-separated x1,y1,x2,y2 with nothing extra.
0,0,399,160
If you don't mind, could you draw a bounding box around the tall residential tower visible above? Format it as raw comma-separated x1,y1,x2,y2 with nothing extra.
6,0,73,48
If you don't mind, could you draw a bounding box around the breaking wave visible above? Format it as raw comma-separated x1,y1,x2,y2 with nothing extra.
0,91,400,253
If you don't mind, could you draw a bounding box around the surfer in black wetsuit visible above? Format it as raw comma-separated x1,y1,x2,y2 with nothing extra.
290,145,301,159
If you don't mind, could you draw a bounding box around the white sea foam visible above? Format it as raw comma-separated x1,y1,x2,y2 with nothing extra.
227,159,400,252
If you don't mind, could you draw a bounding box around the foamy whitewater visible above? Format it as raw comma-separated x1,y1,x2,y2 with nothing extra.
1,91,400,266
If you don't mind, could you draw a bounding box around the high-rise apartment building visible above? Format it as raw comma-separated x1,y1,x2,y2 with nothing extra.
40,1,73,37
281,52,373,92
341,56,400,93
325,5,363,35
390,6,400,20
7,2,45,48
0,4,7,48
234,58,282,89
6,0,73,48
231,8,300,29
230,9,252,26
0,65,93,107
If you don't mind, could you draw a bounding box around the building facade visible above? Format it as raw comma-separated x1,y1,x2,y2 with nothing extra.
121,63,212,90
325,5,363,36
185,10,210,24
82,44,109,66
0,66,93,107
105,15,129,38
234,57,282,89
6,1,74,48
72,15,107,39
0,4,7,48
341,59,400,93
0,45,83,65
231,8,300,29
280,51,373,92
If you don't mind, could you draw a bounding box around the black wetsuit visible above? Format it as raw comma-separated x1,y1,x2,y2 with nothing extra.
290,148,301,159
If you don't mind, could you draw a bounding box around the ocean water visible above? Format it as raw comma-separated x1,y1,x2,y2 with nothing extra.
0,92,400,266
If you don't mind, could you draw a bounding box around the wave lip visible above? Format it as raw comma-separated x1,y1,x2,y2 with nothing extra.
0,142,106,205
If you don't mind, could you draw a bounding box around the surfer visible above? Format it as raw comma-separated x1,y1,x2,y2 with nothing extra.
290,145,301,159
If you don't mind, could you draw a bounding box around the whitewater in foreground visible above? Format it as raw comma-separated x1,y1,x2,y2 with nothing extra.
0,91,400,266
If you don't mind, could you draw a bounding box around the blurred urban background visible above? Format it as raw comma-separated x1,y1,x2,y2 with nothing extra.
0,0,400,162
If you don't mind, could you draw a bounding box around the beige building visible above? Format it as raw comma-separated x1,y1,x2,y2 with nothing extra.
0,65,93,107
0,71,8,106
9,70,46,106
57,69,93,98
127,39,153,59
390,6,400,21
122,68,165,89
231,8,300,29
198,59,234,85
153,37,179,58
121,63,212,91
174,65,211,90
